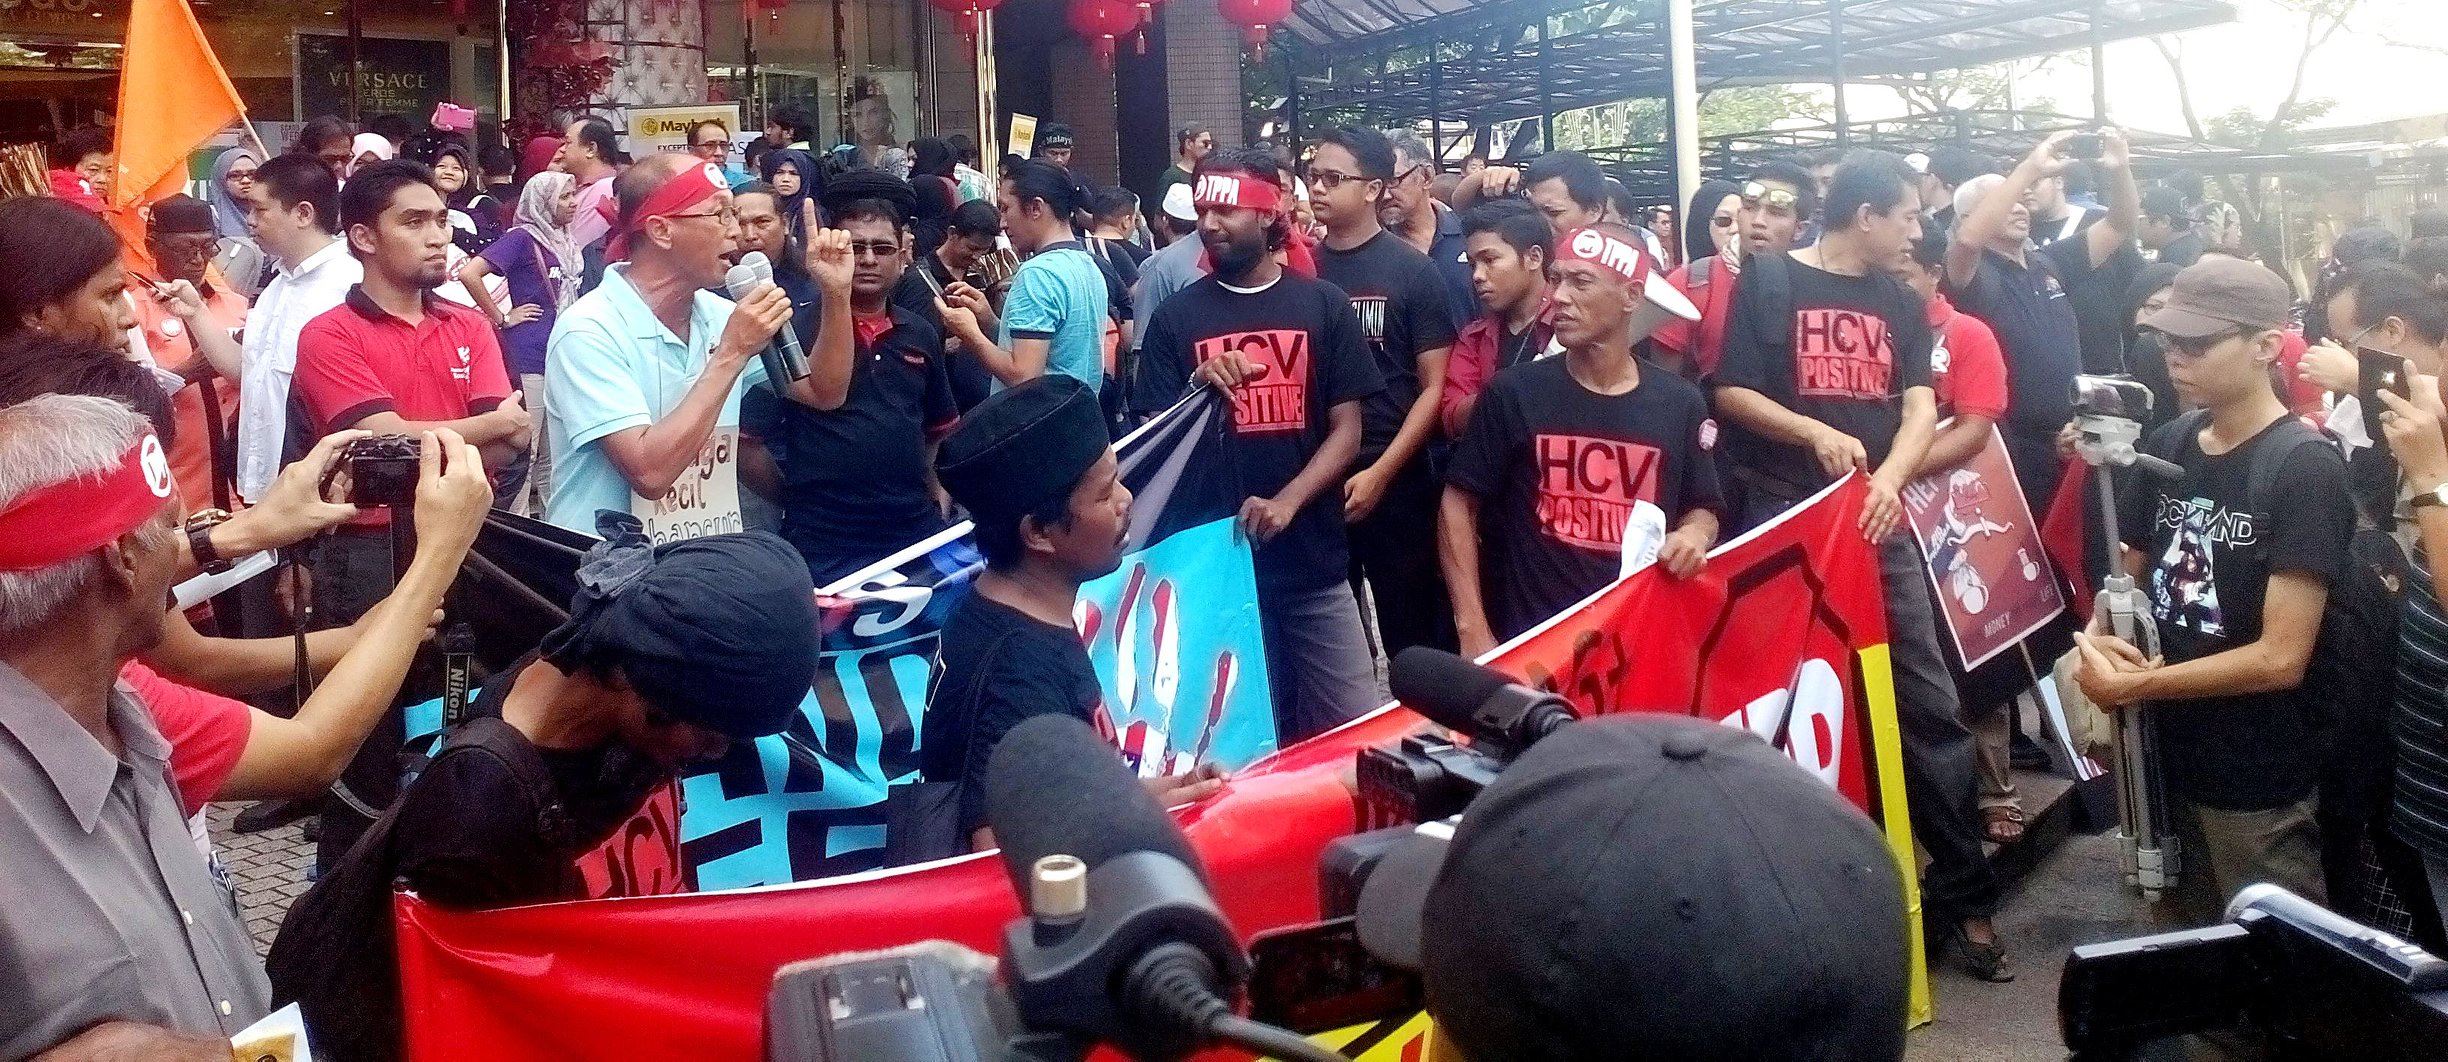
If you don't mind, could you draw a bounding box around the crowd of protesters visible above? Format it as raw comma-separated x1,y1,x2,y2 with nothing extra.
11,97,2448,1060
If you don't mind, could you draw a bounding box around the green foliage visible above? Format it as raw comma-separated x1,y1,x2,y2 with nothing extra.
1551,85,1827,152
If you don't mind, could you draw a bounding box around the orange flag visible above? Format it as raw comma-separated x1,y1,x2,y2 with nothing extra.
111,0,245,213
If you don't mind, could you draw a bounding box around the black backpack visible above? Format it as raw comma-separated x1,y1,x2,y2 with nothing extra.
2144,410,2405,812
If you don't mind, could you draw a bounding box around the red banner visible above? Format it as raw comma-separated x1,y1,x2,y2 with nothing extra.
393,477,1922,1060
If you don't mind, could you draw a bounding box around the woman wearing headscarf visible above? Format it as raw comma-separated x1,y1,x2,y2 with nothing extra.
206,148,271,299
458,170,582,515
432,143,504,255
1683,178,1743,267
760,147,823,245
511,134,564,205
346,132,394,180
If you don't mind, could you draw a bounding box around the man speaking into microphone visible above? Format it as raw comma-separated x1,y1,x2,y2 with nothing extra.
543,154,855,543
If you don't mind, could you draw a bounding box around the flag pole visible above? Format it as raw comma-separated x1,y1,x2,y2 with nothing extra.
238,113,271,161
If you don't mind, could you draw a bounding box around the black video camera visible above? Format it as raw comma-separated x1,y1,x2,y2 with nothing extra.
2061,884,2448,1059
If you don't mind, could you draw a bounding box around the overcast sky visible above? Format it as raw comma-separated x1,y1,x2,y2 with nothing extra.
1839,0,2448,137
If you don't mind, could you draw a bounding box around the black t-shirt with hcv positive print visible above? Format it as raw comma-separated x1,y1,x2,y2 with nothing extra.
2120,415,2351,811
1136,273,1385,593
1712,255,1933,501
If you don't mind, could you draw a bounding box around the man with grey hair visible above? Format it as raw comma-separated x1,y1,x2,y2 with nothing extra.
1380,129,1477,323
0,393,493,1059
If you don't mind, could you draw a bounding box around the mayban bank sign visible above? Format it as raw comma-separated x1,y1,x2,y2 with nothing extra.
623,104,743,157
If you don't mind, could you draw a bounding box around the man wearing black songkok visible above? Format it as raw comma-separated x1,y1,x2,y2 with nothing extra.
922,375,1220,848
268,514,819,1062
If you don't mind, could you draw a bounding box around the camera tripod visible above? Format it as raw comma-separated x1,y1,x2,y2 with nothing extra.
2073,411,2186,903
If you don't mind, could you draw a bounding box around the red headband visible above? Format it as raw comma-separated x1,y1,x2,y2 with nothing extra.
608,162,729,262
0,431,175,572
1191,172,1283,215
1556,227,1656,287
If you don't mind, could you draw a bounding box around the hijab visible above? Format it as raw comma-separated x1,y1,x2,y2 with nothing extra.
206,149,257,240
760,148,823,239
910,137,955,180
347,133,394,178
516,171,584,310
434,143,502,254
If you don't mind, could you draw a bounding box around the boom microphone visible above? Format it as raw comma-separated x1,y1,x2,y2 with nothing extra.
724,251,810,381
1389,646,1577,758
983,715,1333,1062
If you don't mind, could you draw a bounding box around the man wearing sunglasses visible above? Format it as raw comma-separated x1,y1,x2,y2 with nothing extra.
2073,258,2350,927
1654,162,1816,381
744,183,962,585
1308,126,1460,659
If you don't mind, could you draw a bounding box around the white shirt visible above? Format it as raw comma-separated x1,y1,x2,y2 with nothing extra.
236,238,361,502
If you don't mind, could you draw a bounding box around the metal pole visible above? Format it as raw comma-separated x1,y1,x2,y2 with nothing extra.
1829,0,1849,148
2089,0,2109,122
745,0,760,124
1429,46,1443,164
976,11,998,160
497,0,512,118
345,0,363,125
1667,0,1700,237
833,0,854,147
1537,15,1554,152
1285,48,1303,154
913,0,933,132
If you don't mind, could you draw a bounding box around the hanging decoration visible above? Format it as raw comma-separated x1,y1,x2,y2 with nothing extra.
1129,0,1163,55
1067,0,1140,71
1216,0,1292,60
928,0,1004,44
504,0,616,141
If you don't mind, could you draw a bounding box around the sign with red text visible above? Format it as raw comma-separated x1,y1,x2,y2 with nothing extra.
1902,425,2065,670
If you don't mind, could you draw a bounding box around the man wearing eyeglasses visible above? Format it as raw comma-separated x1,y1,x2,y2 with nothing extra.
543,154,851,540
1310,125,1461,659
689,119,753,192
1152,124,1213,246
743,188,960,584
2073,258,2350,927
1652,161,1815,382
129,195,250,511
1381,130,1477,325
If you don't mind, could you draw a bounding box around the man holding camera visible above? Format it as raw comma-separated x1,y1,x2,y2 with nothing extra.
292,158,530,867
0,390,491,1061
2074,259,2351,924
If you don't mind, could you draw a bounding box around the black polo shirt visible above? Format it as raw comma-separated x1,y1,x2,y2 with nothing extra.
742,303,958,585
1946,242,2095,508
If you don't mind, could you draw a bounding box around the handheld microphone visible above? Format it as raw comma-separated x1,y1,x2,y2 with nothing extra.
1389,646,1577,758
724,251,810,382
985,715,1330,1062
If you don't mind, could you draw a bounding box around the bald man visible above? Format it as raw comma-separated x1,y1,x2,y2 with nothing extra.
543,154,856,541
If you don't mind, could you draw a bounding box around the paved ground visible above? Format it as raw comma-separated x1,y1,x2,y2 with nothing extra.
213,800,2158,1057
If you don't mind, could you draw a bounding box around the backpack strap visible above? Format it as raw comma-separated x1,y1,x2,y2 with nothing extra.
1746,250,1795,356
1688,255,1714,290
433,715,573,842
2242,416,2333,536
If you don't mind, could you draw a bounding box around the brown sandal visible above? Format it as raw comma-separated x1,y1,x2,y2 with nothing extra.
1982,804,2026,845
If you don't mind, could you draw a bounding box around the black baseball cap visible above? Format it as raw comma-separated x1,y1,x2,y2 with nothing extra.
1355,716,1909,1062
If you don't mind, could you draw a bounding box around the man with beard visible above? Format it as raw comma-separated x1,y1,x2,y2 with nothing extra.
1135,148,1386,742
742,188,958,585
290,158,531,866
1442,224,1720,654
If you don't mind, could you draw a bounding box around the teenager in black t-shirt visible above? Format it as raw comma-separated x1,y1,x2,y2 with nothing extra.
2075,258,2349,925
744,198,960,586
1947,129,2144,514
1712,151,2011,980
1444,224,1720,652
1135,150,1388,742
923,376,1222,843
1309,126,1461,659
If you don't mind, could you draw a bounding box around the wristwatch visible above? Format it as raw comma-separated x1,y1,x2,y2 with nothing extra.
2414,484,2448,510
184,508,234,574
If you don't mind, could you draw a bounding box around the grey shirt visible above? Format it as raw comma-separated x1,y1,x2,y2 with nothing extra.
0,662,271,1057
1130,233,1209,354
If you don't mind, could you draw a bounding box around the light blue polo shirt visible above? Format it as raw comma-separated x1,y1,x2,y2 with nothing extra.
998,243,1109,392
542,263,768,533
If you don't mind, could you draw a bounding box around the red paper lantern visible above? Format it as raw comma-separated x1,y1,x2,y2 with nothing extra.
1216,0,1292,59
1068,0,1140,70
927,0,1005,42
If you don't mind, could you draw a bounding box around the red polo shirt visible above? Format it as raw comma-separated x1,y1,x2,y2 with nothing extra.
295,286,512,527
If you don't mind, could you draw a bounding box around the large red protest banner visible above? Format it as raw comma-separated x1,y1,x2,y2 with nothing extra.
392,477,1922,1060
